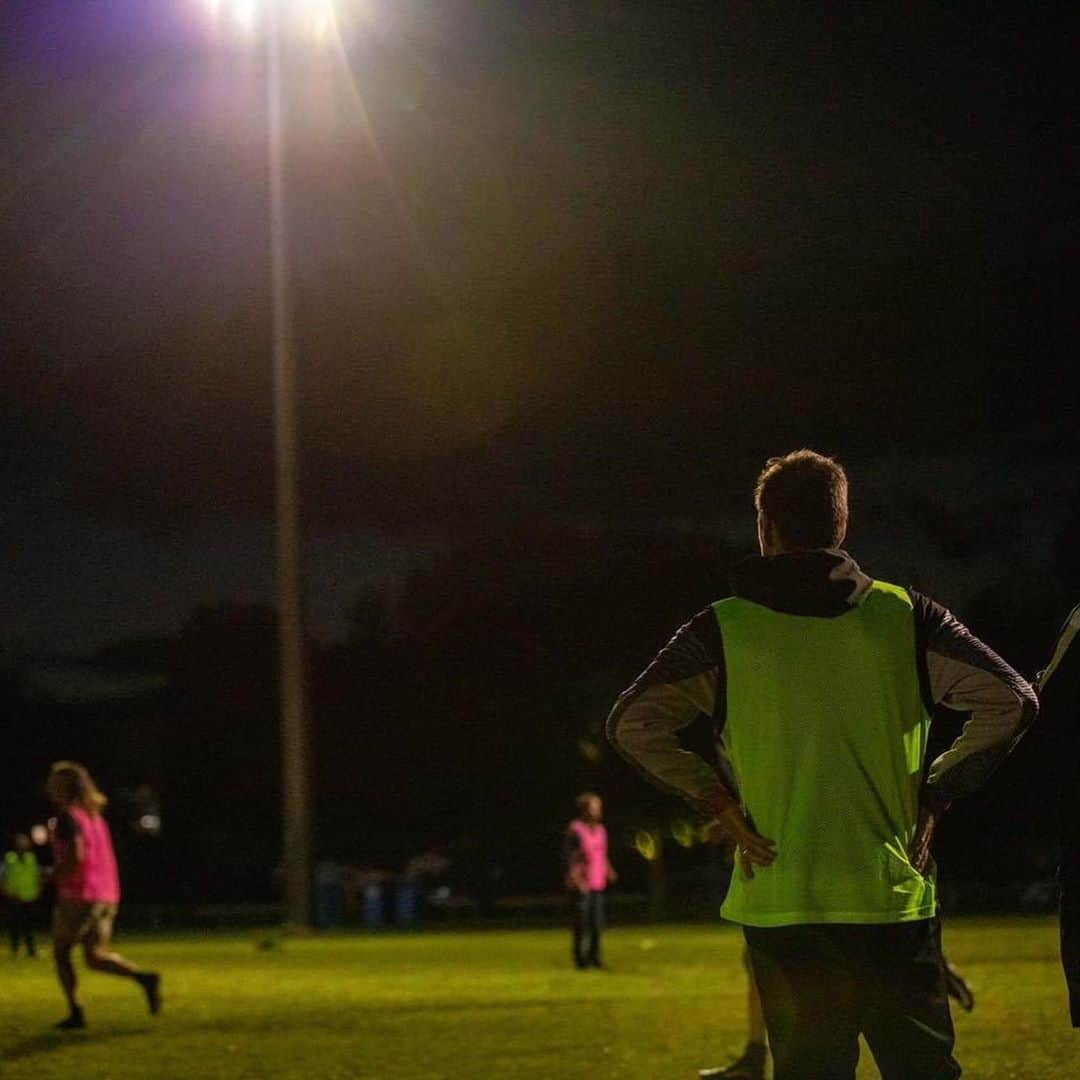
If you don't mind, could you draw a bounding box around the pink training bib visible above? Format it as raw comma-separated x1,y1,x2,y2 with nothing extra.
53,806,121,904
569,820,609,892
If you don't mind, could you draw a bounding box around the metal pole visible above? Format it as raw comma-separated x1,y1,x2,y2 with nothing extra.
268,3,312,928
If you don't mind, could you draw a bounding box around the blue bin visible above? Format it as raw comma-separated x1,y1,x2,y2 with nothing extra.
363,884,384,929
395,881,418,927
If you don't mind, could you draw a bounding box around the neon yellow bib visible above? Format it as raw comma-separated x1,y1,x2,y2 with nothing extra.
3,851,41,903
716,581,936,926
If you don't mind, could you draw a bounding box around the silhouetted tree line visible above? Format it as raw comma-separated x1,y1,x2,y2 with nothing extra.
3,505,1078,908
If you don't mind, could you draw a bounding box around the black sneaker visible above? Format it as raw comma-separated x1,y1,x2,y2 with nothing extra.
55,1008,86,1030
699,1042,767,1079
945,963,975,1012
137,972,162,1015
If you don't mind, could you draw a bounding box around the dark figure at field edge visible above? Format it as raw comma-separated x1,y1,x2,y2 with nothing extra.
1036,602,1080,1026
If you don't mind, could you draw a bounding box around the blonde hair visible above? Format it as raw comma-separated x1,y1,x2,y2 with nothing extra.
49,761,108,814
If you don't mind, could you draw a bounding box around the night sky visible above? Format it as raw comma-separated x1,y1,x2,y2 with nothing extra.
2,1,1076,654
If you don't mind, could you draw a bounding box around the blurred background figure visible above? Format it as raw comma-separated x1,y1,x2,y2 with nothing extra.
564,792,617,970
1036,601,1080,1026
47,761,161,1029
2,833,41,958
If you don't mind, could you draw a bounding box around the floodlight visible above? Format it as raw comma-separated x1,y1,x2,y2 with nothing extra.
234,0,259,33
196,0,345,43
294,0,338,43
309,12,334,42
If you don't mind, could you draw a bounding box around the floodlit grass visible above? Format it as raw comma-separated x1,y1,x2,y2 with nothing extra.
1,917,1073,1078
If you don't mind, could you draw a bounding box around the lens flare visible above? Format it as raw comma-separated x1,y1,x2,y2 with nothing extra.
634,829,660,862
670,819,696,849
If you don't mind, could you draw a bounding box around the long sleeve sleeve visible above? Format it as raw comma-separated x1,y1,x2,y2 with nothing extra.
606,609,737,815
912,591,1038,804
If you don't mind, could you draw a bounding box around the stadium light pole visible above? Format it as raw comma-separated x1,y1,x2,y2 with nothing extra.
267,0,312,930
198,0,352,926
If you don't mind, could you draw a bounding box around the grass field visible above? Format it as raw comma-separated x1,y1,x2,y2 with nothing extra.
1,917,1073,1078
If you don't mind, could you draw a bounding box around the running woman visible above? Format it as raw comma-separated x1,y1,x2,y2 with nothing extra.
47,761,161,1029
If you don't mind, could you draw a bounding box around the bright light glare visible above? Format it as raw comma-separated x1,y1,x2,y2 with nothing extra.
234,0,258,32
310,13,333,42
198,0,342,43
300,0,336,42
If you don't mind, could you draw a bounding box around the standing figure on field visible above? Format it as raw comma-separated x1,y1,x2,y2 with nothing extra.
3,833,41,957
1035,601,1080,1026
564,792,617,969
47,761,162,1029
608,449,1036,1080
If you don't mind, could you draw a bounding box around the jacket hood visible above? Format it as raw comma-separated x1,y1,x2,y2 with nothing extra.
730,549,873,617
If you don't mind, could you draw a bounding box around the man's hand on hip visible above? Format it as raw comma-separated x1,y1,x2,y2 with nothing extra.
704,806,777,879
910,803,940,876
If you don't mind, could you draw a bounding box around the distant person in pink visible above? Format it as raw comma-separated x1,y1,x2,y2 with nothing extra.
564,792,616,969
47,761,161,1030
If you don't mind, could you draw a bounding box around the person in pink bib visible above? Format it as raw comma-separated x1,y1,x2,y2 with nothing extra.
47,761,161,1029
564,792,617,969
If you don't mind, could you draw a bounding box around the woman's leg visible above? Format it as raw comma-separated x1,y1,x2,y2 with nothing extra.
81,906,162,1015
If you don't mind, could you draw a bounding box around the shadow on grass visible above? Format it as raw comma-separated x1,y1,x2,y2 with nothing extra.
2,1027,150,1064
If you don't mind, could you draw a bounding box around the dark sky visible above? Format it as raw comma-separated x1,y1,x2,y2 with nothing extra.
2,1,1076,652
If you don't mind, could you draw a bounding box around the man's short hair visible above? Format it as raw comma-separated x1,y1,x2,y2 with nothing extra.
754,449,848,550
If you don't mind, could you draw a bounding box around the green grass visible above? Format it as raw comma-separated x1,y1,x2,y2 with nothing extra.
1,917,1073,1078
